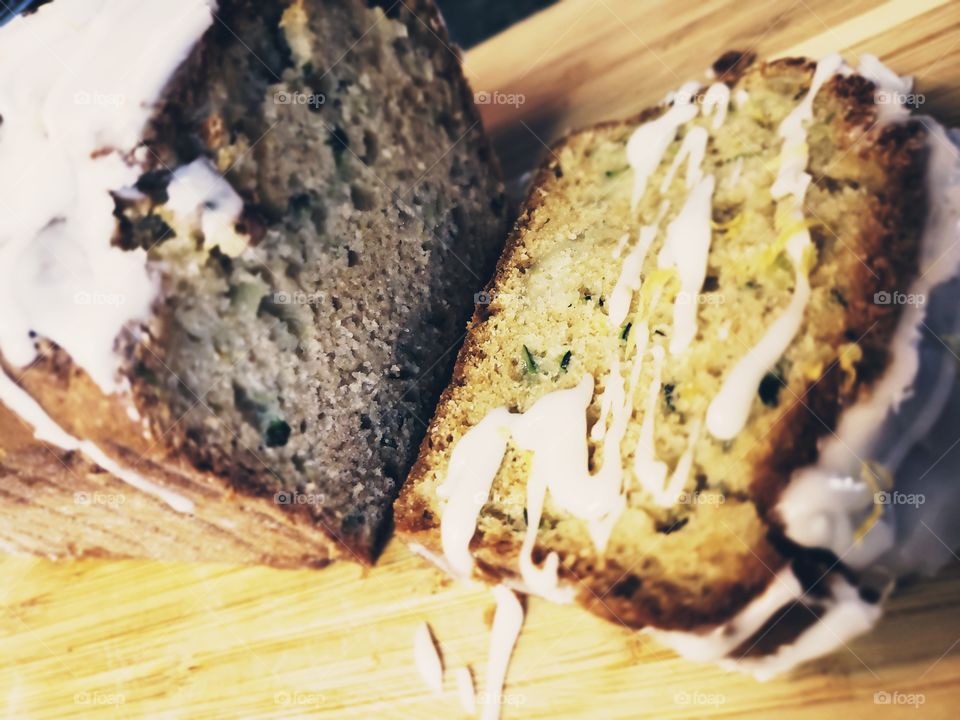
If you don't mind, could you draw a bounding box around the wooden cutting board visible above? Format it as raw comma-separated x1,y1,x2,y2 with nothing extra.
3,0,960,717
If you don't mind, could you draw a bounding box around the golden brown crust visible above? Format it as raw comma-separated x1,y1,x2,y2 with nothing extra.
0,348,340,567
395,55,929,630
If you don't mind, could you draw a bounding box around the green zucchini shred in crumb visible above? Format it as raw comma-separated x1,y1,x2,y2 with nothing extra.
523,345,539,374
605,165,630,178
758,370,785,407
663,383,677,412
560,350,572,372
135,366,159,385
265,418,291,448
620,322,632,341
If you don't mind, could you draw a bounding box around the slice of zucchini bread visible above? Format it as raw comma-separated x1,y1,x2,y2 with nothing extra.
0,0,506,563
395,50,934,644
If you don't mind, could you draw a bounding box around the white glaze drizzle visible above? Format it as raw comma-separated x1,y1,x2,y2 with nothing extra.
659,126,708,194
590,353,620,442
510,376,601,601
706,54,844,440
648,567,803,663
0,0,215,392
611,231,630,260
438,361,650,598
725,156,744,189
578,356,633,551
632,344,668,499
771,54,846,199
729,575,880,681
702,82,732,130
660,419,703,504
607,224,657,329
657,174,716,355
436,408,514,578
481,586,523,720
0,0,215,511
164,158,249,258
654,84,728,356
706,260,812,440
436,378,611,601
413,622,444,696
627,82,700,208
648,567,880,681
454,667,476,715
608,201,670,328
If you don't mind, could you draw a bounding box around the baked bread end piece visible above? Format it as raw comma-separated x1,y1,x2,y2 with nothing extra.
0,0,506,566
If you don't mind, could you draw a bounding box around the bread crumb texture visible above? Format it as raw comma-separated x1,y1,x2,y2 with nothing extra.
116,0,506,560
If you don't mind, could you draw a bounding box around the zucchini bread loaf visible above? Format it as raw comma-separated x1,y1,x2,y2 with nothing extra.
396,51,960,674
0,0,507,564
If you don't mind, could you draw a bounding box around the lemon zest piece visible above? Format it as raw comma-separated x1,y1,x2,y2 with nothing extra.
637,268,680,315
751,219,809,272
800,241,818,276
838,342,864,395
854,460,894,542
711,211,745,235
803,361,825,382
625,268,680,355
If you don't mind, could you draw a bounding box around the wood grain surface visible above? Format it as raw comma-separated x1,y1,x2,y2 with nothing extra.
3,0,960,717
466,0,960,178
